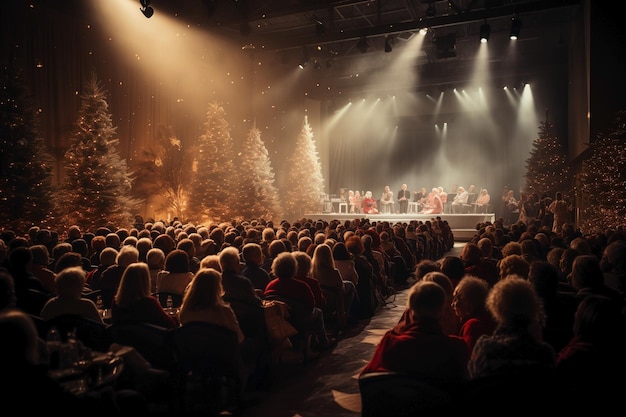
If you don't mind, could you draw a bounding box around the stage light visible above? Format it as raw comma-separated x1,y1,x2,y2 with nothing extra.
298,60,308,69
357,36,368,54
139,0,153,18
480,22,491,43
384,35,394,53
313,16,325,36
510,15,522,40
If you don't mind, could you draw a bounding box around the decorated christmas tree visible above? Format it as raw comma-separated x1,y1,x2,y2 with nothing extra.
57,75,137,232
235,125,282,221
282,115,325,220
133,125,194,221
524,119,571,198
186,102,236,223
576,110,626,234
0,67,56,233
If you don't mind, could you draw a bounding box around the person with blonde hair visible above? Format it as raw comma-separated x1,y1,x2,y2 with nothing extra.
111,263,177,329
178,268,244,344
40,266,102,322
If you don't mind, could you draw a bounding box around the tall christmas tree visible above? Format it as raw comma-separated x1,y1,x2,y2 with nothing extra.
186,102,236,224
576,110,626,234
0,66,56,233
235,125,282,221
524,119,571,198
58,75,137,232
282,115,325,220
133,125,194,221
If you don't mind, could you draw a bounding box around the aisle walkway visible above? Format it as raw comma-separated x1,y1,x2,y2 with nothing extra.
243,242,466,417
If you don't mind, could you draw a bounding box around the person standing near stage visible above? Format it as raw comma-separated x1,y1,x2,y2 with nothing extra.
397,184,411,214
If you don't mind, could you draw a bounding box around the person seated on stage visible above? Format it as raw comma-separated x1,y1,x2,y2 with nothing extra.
413,187,427,211
397,184,411,214
353,190,362,214
438,186,448,204
450,186,469,213
419,188,443,215
363,191,379,214
475,188,491,212
348,190,356,213
380,185,395,214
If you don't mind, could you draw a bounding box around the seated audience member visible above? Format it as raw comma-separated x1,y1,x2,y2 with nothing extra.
569,254,624,307
95,245,139,309
86,247,118,289
332,242,359,288
460,243,499,287
178,268,244,344
360,281,469,388
241,243,271,292
145,248,165,294
555,295,626,410
40,266,103,323
311,243,355,320
29,245,56,294
439,256,466,288
265,252,335,351
111,263,178,329
497,254,530,281
292,251,327,309
422,272,458,335
219,246,265,341
599,240,626,297
452,276,496,353
155,249,193,298
468,277,556,379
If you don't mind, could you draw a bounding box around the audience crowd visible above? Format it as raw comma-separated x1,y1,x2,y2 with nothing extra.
1,212,625,413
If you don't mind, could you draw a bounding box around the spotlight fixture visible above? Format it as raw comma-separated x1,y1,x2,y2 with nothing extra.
384,35,394,53
139,0,154,18
312,15,325,36
480,22,491,43
298,60,308,69
510,15,522,40
357,36,368,54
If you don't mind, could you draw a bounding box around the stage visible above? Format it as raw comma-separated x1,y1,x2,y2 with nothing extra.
302,212,495,241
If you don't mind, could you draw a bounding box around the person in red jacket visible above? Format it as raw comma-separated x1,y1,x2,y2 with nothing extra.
360,280,469,388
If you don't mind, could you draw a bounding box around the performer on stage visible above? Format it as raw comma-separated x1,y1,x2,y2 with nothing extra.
420,188,443,214
380,185,394,214
397,184,411,214
363,191,379,214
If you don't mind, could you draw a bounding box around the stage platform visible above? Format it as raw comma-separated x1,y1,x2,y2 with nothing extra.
303,212,494,241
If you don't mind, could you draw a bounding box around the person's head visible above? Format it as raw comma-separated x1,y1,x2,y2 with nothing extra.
365,191,372,199
297,236,313,253
600,240,626,274
177,238,196,260
312,243,335,272
105,233,121,250
200,254,221,271
218,246,242,273
51,242,72,265
573,295,623,343
292,251,312,280
407,280,447,322
0,270,16,310
460,243,483,267
153,233,176,256
271,252,297,280
0,309,40,368
114,262,151,308
528,260,560,299
422,271,454,301
546,247,564,270
136,237,153,261
499,254,530,280
99,247,118,268
331,241,351,261
414,259,441,281
477,238,494,259
268,239,288,259
569,237,591,256
116,244,140,268
181,268,225,311
345,235,364,256
29,245,51,268
486,277,544,327
146,248,165,270
452,276,490,319
501,241,523,258
54,266,86,298
439,256,466,284
163,249,190,273
569,255,604,291
54,251,83,273
242,243,263,266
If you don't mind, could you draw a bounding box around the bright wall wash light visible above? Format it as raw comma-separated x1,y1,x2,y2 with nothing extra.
480,21,491,43
510,15,522,40
139,0,153,18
